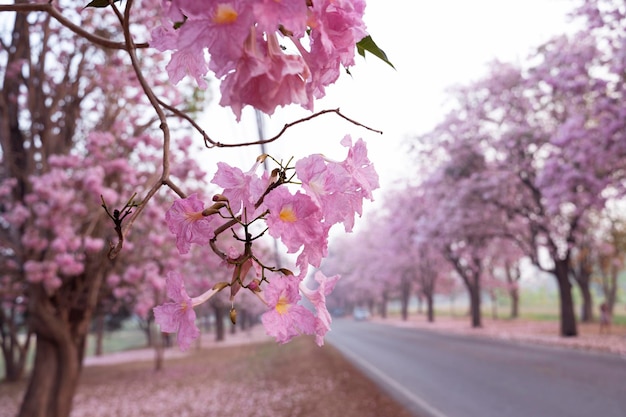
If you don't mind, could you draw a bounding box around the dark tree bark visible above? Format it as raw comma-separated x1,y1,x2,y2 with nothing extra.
0,304,31,382
379,291,388,319
504,261,520,319
93,313,105,356
445,248,482,328
213,303,225,342
570,244,594,322
553,259,578,337
425,293,435,323
400,273,412,321
19,258,106,417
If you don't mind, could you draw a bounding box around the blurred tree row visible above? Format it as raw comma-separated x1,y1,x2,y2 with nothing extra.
322,0,626,337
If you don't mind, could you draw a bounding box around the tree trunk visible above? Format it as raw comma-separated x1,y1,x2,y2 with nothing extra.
0,307,32,383
18,254,106,417
570,243,594,322
490,290,498,320
504,261,520,319
426,294,435,323
18,327,84,417
214,306,225,342
603,264,619,315
416,293,424,315
400,274,411,321
380,291,388,319
154,331,165,372
554,259,578,337
239,309,249,331
577,281,593,323
468,283,482,328
510,287,519,319
94,313,105,356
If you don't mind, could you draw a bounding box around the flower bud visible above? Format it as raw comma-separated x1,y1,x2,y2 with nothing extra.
212,194,229,202
270,168,280,183
202,202,226,216
229,307,237,325
247,279,261,292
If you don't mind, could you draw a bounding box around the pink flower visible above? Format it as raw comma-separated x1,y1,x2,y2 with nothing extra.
309,0,367,67
166,47,210,89
341,135,379,201
165,194,215,254
298,0,367,100
219,30,311,120
153,272,200,351
261,275,315,344
253,0,308,36
296,154,362,232
211,161,268,220
300,272,340,346
263,187,325,255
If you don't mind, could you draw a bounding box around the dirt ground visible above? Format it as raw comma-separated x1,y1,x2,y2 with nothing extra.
1,328,415,417
2,316,623,417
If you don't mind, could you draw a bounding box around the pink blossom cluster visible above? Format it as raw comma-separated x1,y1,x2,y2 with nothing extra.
154,136,378,349
151,0,367,119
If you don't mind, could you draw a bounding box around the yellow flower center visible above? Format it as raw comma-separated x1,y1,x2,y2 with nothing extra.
275,295,290,315
213,4,238,24
279,206,297,223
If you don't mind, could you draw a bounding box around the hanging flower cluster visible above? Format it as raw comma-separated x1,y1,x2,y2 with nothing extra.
153,135,379,349
151,0,368,119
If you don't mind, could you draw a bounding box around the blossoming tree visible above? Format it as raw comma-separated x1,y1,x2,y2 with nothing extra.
0,1,389,416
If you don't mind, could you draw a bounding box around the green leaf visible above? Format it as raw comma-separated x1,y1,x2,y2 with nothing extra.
84,0,119,8
173,15,188,30
356,35,395,70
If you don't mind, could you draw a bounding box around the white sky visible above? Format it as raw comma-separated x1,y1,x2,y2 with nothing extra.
199,0,580,198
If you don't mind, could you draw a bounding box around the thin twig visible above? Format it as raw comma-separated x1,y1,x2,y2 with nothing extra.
0,3,149,50
158,96,382,149
207,108,383,148
107,0,172,259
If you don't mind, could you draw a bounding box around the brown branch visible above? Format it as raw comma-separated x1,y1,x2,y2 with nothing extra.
107,0,172,259
157,98,213,145
0,3,149,50
206,108,383,148
158,100,383,149
164,178,187,199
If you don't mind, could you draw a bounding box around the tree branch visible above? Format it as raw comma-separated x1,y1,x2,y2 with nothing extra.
0,3,149,50
206,108,383,148
106,0,171,259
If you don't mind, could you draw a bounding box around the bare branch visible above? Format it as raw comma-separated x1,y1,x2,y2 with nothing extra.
107,0,172,259
0,3,149,50
157,100,383,149
207,108,383,148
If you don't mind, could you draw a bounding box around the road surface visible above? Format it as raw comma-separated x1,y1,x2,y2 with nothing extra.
327,319,626,417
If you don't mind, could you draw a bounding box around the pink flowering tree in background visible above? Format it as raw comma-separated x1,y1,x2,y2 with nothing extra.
480,238,525,320
394,187,457,323
319,226,386,316
0,0,389,416
595,213,626,316
404,1,626,337
412,137,513,328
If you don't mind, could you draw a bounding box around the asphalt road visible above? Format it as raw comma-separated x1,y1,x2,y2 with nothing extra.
326,319,626,417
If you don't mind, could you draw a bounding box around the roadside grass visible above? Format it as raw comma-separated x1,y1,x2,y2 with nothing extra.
83,323,148,356
0,336,417,417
